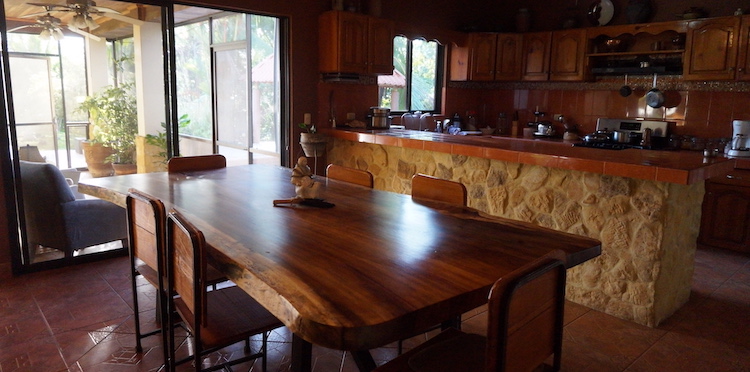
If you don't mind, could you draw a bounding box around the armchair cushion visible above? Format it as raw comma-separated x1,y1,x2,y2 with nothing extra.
19,160,127,256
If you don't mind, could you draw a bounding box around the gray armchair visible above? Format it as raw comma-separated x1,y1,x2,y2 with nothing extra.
19,160,128,259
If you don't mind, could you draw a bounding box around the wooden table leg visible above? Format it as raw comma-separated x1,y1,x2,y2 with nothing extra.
352,350,377,372
291,334,312,372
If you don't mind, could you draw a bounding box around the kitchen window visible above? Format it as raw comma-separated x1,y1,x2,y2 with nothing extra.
378,35,443,113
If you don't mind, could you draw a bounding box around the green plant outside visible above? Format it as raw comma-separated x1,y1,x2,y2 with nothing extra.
145,114,191,163
77,83,138,164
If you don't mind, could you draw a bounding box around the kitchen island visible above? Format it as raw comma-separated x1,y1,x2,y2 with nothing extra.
322,128,734,327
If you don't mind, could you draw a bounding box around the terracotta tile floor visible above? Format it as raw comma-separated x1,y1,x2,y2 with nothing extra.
0,247,747,372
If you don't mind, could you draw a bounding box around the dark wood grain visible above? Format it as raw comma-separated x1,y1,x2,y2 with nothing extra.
79,165,600,351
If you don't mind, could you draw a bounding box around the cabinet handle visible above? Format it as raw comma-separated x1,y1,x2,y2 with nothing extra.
727,174,742,180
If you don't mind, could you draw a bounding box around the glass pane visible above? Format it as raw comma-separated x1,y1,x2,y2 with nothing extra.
249,15,280,161
7,33,57,54
60,37,88,122
378,36,407,111
212,13,246,43
410,39,437,112
215,48,248,148
175,21,212,140
9,57,53,124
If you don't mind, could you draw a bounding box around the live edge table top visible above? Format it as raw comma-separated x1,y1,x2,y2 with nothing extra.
79,164,601,351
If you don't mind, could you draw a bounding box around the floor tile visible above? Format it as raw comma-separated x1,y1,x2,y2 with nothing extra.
0,249,748,372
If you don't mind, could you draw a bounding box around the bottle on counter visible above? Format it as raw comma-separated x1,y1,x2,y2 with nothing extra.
511,111,519,137
496,113,508,135
452,113,463,131
466,111,477,131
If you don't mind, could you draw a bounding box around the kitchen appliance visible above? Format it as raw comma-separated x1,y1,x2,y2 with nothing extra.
368,107,390,129
727,120,750,157
575,118,671,150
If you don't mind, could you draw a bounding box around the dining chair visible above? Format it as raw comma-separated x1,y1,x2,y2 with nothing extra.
126,189,228,359
375,249,567,372
326,164,374,188
411,173,467,206
166,209,283,372
126,190,169,358
167,154,227,173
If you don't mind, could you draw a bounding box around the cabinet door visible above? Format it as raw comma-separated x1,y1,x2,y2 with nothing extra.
494,34,523,80
549,29,586,81
469,33,498,81
522,32,551,81
318,11,368,74
737,15,750,81
684,17,740,81
699,180,750,253
367,17,394,74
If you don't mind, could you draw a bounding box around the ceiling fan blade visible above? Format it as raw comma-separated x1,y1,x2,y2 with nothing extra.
66,26,101,41
88,5,121,14
21,10,67,18
103,12,144,26
8,25,35,33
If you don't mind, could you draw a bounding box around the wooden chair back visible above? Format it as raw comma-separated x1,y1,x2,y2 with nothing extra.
166,209,208,331
486,249,567,372
326,164,374,188
167,154,227,173
126,189,166,279
411,173,467,206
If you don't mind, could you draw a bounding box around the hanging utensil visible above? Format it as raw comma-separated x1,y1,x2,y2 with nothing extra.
619,74,632,97
646,73,664,108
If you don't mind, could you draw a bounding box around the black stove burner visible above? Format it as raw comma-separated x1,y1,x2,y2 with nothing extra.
573,141,673,151
573,142,630,150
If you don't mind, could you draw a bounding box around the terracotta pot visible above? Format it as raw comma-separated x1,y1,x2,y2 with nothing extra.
300,133,327,157
81,141,114,178
112,163,137,175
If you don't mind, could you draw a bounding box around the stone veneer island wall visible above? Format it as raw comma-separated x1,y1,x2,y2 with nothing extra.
327,138,704,327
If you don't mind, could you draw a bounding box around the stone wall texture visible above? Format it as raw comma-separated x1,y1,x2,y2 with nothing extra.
328,139,705,327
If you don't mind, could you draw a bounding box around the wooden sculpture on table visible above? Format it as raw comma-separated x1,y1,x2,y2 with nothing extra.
290,156,321,199
274,157,333,207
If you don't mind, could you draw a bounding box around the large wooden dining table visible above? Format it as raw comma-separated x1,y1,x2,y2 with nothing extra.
79,164,601,371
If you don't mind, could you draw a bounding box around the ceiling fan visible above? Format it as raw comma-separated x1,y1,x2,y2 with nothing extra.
24,0,144,29
8,10,101,41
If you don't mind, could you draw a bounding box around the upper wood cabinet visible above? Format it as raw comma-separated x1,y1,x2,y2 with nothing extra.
468,33,523,81
319,11,394,75
684,16,741,80
522,32,552,81
737,15,750,81
549,29,587,81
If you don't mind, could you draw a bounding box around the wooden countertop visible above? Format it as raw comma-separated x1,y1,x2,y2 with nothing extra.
323,128,736,185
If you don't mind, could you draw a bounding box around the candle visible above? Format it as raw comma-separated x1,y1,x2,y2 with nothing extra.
303,113,311,124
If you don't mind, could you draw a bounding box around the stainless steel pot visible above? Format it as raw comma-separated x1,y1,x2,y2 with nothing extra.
369,107,390,128
612,130,629,143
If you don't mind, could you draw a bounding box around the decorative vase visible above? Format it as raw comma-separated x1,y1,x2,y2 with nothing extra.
81,141,114,178
300,133,327,158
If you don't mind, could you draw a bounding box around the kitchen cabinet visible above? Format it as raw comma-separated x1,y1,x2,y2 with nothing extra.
699,170,750,253
549,28,587,81
319,10,394,75
521,32,551,81
468,33,522,81
684,16,741,81
737,15,750,81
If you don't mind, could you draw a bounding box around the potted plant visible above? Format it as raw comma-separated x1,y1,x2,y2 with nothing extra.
77,83,138,176
299,123,326,157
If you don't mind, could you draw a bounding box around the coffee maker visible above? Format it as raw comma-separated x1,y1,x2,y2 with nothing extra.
727,120,750,157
